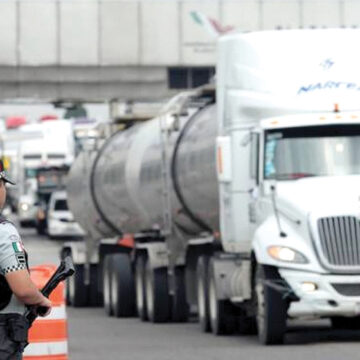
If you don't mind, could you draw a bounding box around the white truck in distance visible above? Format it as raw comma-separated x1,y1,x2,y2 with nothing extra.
63,29,360,344
17,120,75,227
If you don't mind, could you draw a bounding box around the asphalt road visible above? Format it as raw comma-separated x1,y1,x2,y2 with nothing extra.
17,223,360,360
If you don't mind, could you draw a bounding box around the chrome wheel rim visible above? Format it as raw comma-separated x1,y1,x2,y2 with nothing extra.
111,273,118,309
256,276,265,336
209,277,217,327
197,275,205,321
136,265,144,313
145,268,154,319
68,275,75,304
104,267,111,310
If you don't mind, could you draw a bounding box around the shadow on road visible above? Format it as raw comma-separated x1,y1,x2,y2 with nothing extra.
285,322,360,345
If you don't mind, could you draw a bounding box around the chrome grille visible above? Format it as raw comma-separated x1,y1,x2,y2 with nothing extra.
318,216,360,267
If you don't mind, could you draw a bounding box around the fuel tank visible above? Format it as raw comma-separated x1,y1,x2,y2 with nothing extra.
66,150,115,239
67,104,219,241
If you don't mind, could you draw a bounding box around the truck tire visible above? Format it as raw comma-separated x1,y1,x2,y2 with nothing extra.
62,249,72,306
237,312,257,335
171,266,189,322
331,316,360,329
254,265,288,345
111,254,136,317
89,264,103,307
196,256,211,332
68,264,88,307
208,257,236,335
145,261,170,323
19,220,31,228
103,255,114,316
135,256,148,321
36,221,46,235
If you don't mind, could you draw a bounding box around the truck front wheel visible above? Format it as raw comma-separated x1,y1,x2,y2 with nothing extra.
254,265,288,345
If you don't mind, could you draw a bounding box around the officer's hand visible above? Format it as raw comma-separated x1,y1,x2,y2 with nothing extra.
37,297,52,317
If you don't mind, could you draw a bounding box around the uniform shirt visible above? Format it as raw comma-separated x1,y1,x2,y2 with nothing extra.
0,222,27,314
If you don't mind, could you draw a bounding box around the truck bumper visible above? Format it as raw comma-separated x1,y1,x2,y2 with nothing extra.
279,268,360,318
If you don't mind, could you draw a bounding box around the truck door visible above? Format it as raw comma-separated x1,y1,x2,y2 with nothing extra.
217,130,259,253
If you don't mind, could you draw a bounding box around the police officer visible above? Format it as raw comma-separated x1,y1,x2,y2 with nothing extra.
0,161,52,359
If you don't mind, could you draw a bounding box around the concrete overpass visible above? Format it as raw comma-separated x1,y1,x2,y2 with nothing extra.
0,0,360,102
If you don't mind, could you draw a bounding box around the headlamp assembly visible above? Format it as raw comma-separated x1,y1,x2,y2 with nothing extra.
267,246,309,264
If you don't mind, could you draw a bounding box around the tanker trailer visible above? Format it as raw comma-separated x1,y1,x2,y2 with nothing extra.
64,29,360,345
62,88,218,315
62,145,136,310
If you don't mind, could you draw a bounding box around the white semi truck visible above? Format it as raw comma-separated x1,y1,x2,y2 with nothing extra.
17,120,75,227
63,29,360,344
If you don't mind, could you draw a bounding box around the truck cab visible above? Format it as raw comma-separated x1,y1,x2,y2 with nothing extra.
215,29,360,344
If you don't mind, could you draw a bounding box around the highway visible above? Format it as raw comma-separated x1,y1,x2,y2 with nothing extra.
17,221,360,360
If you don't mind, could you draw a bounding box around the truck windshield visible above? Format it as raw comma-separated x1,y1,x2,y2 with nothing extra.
264,124,360,180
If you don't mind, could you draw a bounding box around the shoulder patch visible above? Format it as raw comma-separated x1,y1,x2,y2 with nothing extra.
12,241,25,253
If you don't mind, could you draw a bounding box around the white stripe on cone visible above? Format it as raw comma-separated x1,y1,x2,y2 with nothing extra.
24,341,68,356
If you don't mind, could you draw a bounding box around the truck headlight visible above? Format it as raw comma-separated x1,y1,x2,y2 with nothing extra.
20,203,29,212
267,246,309,264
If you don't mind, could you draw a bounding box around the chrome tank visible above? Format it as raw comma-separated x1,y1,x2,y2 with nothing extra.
91,104,219,236
67,150,116,259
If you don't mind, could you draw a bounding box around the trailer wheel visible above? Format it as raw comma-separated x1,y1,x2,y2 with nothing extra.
62,250,72,306
196,256,211,332
171,266,189,322
135,256,148,321
89,264,103,307
254,265,288,345
237,312,257,335
208,258,236,335
331,316,360,329
111,254,136,317
103,255,114,316
36,221,46,235
145,261,170,323
68,264,88,307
